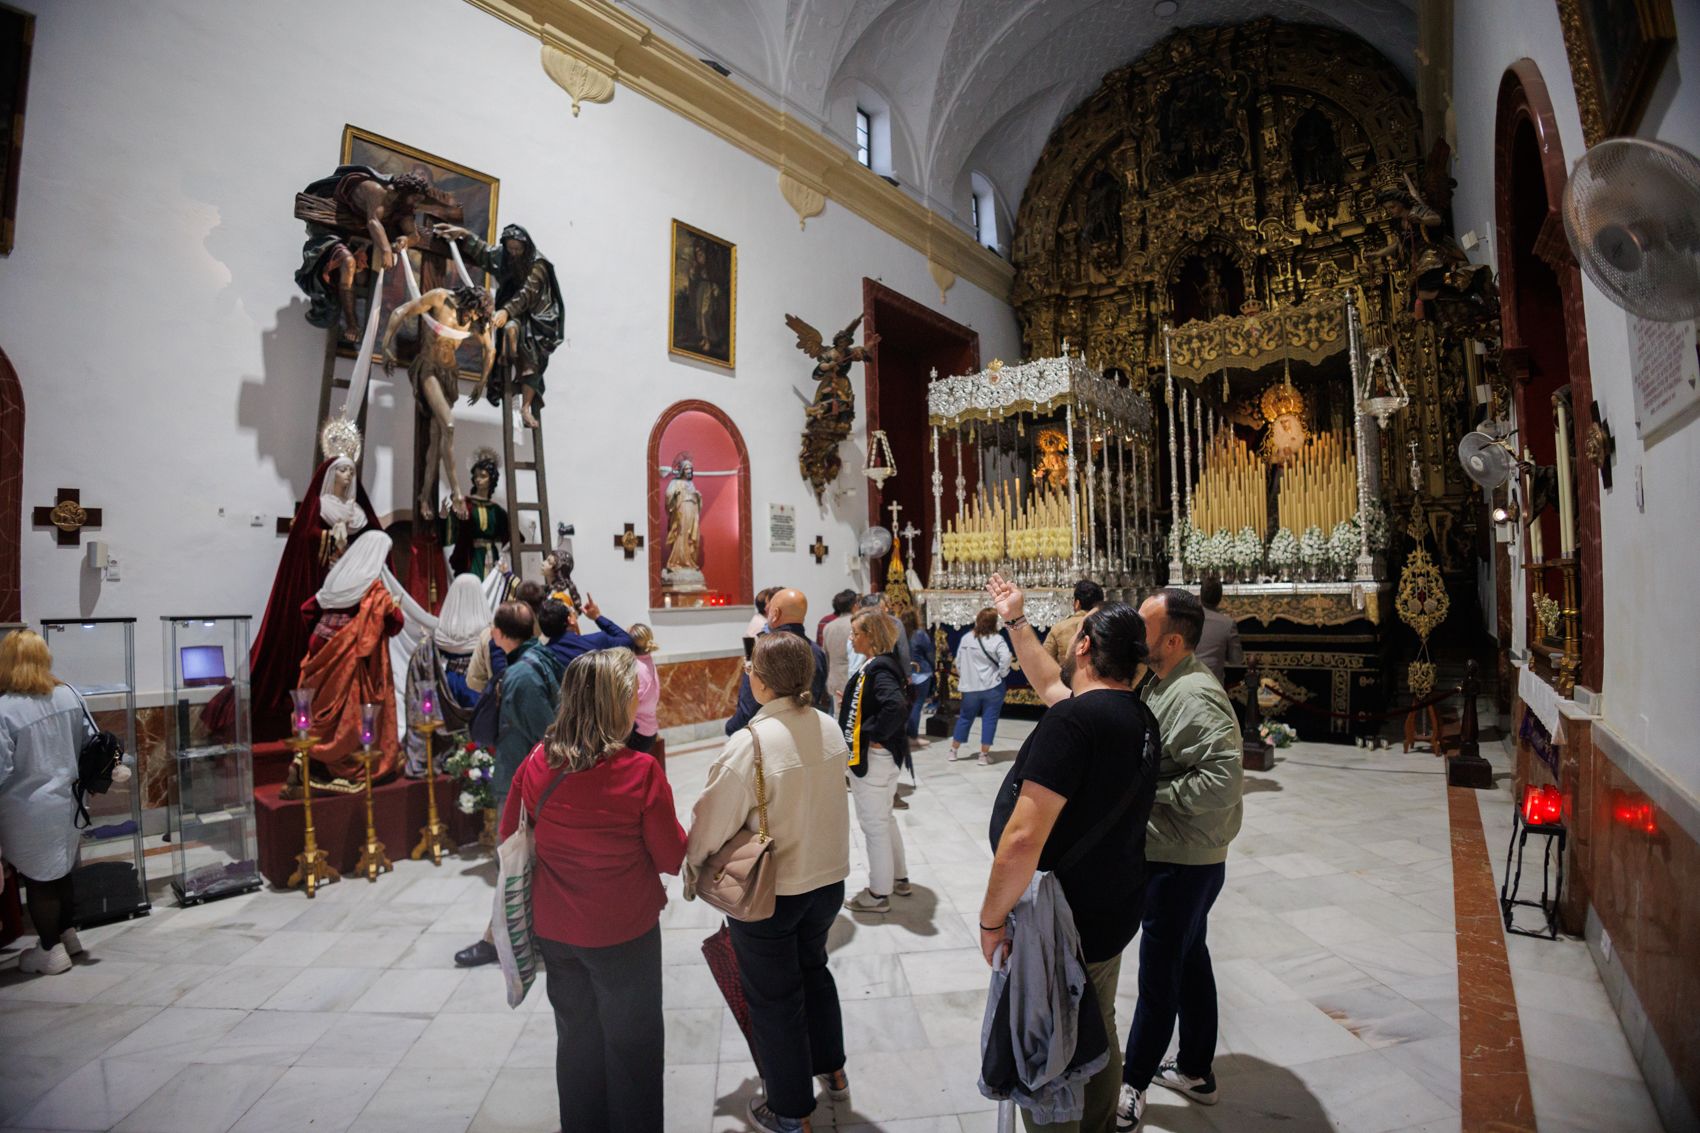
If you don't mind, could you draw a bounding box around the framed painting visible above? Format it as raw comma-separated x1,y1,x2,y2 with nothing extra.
669,220,736,368
338,125,499,376
0,3,35,255
1556,0,1676,147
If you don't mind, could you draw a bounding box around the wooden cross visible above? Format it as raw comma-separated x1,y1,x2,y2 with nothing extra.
809,536,830,564
613,523,645,560
32,488,102,546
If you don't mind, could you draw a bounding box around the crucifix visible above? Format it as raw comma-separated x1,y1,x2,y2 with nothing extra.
612,523,645,560
886,499,903,532
809,536,830,564
32,488,102,546
900,521,920,573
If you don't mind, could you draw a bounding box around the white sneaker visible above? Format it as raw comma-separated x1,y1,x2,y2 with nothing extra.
892,877,913,897
60,928,85,957
843,888,890,913
815,1068,850,1103
1114,1084,1144,1132
19,943,71,975
1155,1057,1218,1104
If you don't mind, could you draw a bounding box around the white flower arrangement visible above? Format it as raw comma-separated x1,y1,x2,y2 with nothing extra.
1206,528,1231,569
1267,528,1300,575
1259,721,1298,748
457,790,478,815
1233,526,1263,570
1299,525,1329,568
1182,522,1209,571
1330,519,1361,574
1360,500,1391,552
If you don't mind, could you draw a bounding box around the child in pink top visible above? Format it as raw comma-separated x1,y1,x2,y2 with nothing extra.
629,623,661,753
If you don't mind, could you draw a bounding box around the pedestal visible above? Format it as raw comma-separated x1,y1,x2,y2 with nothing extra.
285,736,340,897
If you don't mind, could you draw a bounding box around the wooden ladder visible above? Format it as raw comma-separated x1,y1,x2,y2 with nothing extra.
500,392,553,579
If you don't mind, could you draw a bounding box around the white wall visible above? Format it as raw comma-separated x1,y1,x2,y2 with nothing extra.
1452,0,1700,795
0,0,1018,699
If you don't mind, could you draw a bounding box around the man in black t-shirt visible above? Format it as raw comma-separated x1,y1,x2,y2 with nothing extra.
979,573,1162,1132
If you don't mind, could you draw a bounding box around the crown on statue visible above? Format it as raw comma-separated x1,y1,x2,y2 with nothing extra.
472,447,500,469
319,416,363,464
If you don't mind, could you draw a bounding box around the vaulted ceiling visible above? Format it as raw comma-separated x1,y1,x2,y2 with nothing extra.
610,0,1419,235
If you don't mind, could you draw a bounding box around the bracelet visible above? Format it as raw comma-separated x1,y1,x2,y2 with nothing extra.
979,920,1005,932
1006,616,1029,630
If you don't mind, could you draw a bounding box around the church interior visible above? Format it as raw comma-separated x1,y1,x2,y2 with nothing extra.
0,0,1697,1130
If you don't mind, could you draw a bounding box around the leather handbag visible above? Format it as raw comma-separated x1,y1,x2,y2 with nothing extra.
696,723,778,922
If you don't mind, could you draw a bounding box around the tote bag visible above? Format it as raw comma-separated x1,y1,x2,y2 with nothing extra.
491,765,568,1007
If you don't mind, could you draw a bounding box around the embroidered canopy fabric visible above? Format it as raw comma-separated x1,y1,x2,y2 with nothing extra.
928,355,1154,435
1166,294,1347,380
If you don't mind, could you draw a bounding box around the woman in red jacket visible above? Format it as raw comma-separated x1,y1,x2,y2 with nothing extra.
499,647,686,1133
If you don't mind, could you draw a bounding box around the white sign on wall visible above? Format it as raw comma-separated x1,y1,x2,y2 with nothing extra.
769,504,796,552
1629,315,1700,442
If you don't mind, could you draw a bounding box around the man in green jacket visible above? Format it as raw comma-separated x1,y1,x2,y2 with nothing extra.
1117,588,1243,1132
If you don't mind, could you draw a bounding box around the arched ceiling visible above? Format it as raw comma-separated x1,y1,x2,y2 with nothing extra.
611,0,1418,229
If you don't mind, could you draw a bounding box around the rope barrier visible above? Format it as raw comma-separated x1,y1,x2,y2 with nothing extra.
1260,683,1459,724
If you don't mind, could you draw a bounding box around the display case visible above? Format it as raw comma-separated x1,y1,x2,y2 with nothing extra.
163,616,261,904
38,617,151,926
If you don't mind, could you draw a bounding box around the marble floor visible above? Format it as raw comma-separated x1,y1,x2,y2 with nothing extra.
0,724,1667,1132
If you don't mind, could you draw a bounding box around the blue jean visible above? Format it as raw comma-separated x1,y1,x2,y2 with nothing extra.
952,685,1005,746
907,676,932,737
1122,861,1227,1091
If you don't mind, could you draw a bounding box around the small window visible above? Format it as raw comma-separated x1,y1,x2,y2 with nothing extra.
970,193,981,233
856,108,872,168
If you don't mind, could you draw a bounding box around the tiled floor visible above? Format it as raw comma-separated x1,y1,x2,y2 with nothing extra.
0,725,1667,1131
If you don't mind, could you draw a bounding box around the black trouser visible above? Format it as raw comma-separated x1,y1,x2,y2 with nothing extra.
1122,861,1227,1091
21,870,73,948
727,881,848,1119
537,924,664,1133
627,729,656,754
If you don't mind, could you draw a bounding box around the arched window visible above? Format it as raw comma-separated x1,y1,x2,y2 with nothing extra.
969,171,1001,252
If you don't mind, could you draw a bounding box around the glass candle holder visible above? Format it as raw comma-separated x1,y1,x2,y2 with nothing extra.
416,681,440,723
289,688,315,738
360,702,380,748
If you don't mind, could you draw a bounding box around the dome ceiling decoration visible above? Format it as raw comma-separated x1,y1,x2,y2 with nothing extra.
612,0,1417,230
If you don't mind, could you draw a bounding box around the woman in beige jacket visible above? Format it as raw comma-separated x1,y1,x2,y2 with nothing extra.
685,633,851,1133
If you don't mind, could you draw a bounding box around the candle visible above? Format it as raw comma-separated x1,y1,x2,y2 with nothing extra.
1555,401,1576,557
360,702,380,749
290,688,314,738
418,681,439,722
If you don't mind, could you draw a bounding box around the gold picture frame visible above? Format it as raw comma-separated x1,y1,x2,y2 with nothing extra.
669,219,737,369
1556,0,1677,148
337,125,500,375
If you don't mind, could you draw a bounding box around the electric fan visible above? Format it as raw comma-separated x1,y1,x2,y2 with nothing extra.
1563,138,1700,322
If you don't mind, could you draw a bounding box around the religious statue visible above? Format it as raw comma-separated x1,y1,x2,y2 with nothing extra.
1372,172,1496,331
382,270,496,522
297,530,405,783
540,522,582,610
437,223,563,428
442,449,508,581
663,454,704,591
294,166,434,344
787,313,878,502
404,572,485,777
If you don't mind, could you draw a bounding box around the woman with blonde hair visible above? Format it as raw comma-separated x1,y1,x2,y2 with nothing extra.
0,630,94,974
838,609,912,914
498,647,687,1133
685,632,851,1133
626,622,661,755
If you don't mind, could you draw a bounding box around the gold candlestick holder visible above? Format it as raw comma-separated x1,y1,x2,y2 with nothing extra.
355,743,393,881
410,719,448,865
286,735,340,897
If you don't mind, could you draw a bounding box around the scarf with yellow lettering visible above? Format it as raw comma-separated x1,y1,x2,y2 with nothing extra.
844,670,868,775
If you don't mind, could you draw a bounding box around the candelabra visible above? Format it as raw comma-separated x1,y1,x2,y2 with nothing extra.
285,688,339,897
355,701,392,882
410,682,449,865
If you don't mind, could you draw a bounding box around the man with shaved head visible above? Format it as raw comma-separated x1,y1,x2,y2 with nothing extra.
725,587,829,733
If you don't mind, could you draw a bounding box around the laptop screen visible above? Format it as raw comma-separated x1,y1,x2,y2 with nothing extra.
180,645,229,687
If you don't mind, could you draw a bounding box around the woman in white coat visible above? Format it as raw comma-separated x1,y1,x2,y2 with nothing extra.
0,630,94,975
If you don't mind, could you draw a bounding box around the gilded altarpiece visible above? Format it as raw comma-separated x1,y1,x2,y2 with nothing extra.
1011,20,1495,736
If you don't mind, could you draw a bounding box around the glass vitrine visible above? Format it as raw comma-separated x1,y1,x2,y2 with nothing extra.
162,616,261,904
38,617,151,926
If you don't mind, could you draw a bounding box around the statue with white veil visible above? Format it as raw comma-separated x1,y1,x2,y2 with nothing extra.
663,454,704,591
317,452,369,567
405,572,488,777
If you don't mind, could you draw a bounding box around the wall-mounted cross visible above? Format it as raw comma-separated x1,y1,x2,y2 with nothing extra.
32,488,102,546
809,536,830,564
613,523,645,560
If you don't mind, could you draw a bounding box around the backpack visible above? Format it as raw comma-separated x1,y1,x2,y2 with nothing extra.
468,673,504,749
70,690,125,829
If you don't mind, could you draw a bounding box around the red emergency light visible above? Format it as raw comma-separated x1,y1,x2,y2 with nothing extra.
1521,784,1562,826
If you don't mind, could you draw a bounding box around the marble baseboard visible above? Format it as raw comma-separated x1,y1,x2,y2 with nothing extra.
656,655,743,730
660,720,728,749
93,705,171,811
1587,906,1700,1133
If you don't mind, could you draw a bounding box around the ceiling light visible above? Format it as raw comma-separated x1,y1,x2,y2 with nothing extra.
1153,0,1181,16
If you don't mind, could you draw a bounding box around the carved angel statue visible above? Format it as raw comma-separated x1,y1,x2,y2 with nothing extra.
787,313,878,503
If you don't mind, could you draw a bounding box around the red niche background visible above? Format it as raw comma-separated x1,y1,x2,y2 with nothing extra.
647,400,752,608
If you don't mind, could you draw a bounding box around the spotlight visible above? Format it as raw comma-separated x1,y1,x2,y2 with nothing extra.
1491,502,1520,524
1153,0,1181,15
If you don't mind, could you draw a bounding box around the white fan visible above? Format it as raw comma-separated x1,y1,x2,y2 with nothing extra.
1563,138,1700,322
1457,430,1518,489
858,526,893,560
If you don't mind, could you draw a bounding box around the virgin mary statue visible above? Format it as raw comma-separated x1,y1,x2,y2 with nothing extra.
299,530,405,781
